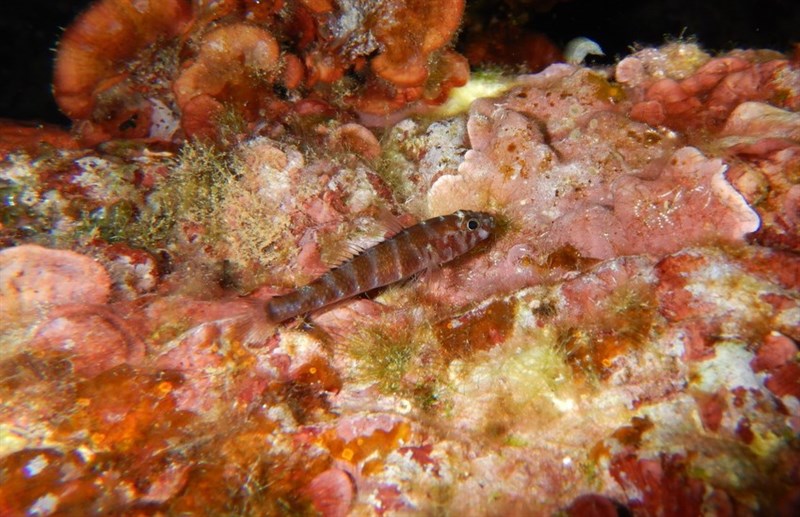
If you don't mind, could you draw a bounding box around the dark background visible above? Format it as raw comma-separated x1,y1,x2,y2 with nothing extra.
1,0,797,126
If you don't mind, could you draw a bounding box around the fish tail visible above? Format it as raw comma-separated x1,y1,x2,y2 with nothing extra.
228,298,279,347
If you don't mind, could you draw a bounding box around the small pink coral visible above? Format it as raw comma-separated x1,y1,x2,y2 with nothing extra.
28,304,145,377
614,43,712,88
0,245,111,322
679,56,751,96
328,123,381,160
304,468,354,517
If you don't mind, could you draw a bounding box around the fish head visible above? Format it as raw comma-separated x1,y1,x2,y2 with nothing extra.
456,210,497,242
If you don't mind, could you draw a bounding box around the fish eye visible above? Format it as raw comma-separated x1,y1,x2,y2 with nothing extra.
467,219,479,230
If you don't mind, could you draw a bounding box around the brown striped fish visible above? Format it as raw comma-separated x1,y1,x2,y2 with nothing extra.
264,210,496,323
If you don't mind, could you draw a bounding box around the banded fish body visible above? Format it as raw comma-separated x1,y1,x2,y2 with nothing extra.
265,210,496,323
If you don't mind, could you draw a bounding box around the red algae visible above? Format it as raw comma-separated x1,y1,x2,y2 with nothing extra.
0,121,79,154
610,454,706,516
53,0,192,142
435,299,516,359
49,0,470,143
173,23,281,138
565,494,622,517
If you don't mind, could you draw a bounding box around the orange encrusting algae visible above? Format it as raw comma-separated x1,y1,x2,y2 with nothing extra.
265,210,496,322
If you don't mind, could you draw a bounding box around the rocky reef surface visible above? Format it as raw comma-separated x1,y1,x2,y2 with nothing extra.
1,1,799,515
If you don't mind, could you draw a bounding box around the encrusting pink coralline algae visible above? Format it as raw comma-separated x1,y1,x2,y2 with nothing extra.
0,10,799,515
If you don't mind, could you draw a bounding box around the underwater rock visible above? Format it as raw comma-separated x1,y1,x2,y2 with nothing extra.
1,38,799,515
425,60,770,306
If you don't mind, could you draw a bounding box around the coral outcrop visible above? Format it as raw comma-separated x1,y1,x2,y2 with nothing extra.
1,4,798,514
51,0,470,143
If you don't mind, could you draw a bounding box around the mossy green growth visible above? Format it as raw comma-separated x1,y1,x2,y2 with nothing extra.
558,278,657,381
134,142,295,282
411,381,443,412
374,150,416,206
87,200,137,243
214,104,249,146
504,434,529,448
131,142,236,249
452,322,578,443
170,143,236,234
346,317,446,409
0,181,38,229
349,326,417,394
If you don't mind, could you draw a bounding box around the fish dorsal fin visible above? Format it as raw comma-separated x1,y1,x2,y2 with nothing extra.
323,240,374,269
322,210,411,269
380,210,408,239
